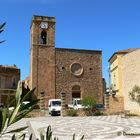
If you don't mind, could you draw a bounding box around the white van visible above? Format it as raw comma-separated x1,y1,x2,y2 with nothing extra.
48,99,61,116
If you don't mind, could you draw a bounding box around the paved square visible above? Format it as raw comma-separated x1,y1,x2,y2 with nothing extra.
1,115,140,139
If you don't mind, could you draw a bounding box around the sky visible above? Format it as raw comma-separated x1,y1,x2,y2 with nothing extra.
0,0,140,85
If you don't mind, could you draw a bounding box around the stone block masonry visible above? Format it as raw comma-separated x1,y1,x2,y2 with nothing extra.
29,15,103,109
55,48,103,104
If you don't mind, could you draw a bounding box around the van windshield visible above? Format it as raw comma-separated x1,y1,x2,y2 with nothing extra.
77,100,81,105
52,101,61,106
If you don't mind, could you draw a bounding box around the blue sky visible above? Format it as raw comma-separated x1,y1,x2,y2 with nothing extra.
0,0,140,85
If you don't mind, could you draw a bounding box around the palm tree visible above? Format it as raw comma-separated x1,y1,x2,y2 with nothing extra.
0,22,6,44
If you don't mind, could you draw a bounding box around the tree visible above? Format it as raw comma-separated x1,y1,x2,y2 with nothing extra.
82,95,97,115
0,22,6,44
129,85,140,105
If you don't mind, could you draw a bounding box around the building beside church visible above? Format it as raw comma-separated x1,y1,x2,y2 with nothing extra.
122,48,140,115
29,15,103,109
108,48,137,97
108,48,140,114
0,65,20,106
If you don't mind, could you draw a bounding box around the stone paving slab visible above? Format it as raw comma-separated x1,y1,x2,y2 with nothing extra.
0,119,29,140
27,116,140,139
1,116,140,139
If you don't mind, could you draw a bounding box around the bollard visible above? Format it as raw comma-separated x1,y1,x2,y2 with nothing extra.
104,93,109,109
40,91,45,111
61,92,66,116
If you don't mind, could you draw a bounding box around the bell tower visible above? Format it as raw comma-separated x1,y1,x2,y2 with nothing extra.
30,15,56,108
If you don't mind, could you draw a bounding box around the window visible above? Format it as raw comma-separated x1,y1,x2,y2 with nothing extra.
89,68,93,70
52,101,61,106
5,76,12,89
70,63,83,76
62,67,65,70
12,78,16,89
41,31,47,44
113,74,116,89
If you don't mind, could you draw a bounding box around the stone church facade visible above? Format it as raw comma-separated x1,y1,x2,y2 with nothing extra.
29,15,103,108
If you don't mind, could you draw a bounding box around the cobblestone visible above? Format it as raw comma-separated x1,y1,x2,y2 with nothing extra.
1,116,140,139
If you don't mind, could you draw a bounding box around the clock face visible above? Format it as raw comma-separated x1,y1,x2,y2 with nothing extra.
40,22,48,29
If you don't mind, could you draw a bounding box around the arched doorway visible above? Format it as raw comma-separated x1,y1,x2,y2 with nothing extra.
72,85,81,99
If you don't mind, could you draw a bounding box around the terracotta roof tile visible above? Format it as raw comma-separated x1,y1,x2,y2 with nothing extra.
108,48,139,62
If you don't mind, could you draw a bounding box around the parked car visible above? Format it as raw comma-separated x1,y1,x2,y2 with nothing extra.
9,101,30,111
96,104,104,110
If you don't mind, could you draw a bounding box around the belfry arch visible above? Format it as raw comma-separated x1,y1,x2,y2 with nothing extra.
41,30,47,44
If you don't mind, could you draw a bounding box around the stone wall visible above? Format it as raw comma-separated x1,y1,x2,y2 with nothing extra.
30,16,56,108
122,49,140,115
105,96,124,114
55,48,103,104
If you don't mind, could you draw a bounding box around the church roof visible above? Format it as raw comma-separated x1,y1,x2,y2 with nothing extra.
55,48,102,54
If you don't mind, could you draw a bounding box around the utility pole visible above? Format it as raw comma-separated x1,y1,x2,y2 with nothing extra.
108,64,111,91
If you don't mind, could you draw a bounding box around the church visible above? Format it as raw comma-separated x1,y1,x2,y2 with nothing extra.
29,15,103,109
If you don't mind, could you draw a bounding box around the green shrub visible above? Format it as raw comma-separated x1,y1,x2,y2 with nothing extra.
82,95,96,115
67,109,78,116
94,111,104,116
129,85,140,105
127,113,138,117
0,81,39,139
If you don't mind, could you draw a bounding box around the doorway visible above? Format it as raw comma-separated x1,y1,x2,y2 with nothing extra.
72,85,81,98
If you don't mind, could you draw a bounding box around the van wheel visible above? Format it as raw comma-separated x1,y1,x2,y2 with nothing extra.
50,112,54,116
